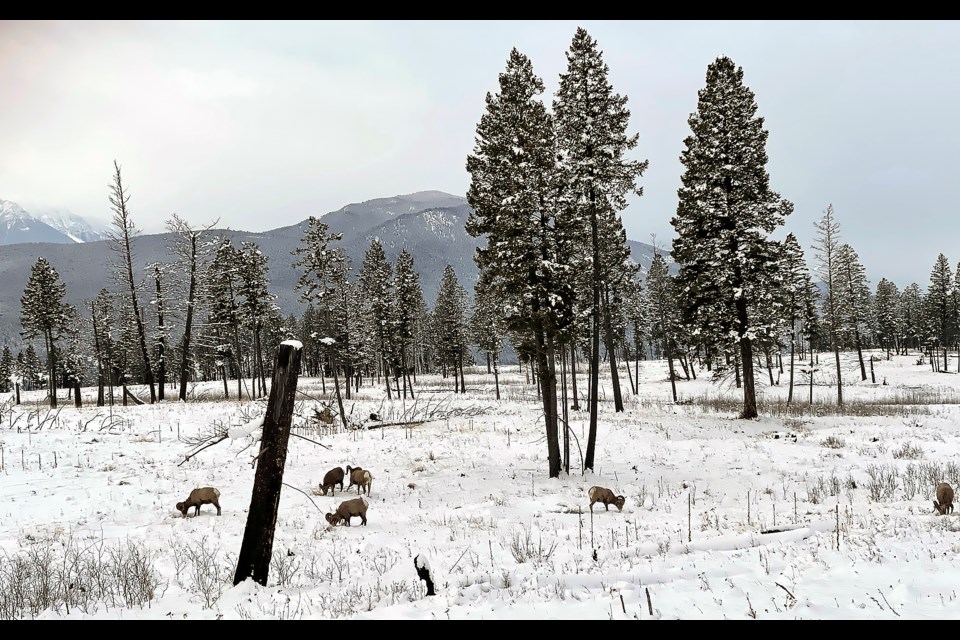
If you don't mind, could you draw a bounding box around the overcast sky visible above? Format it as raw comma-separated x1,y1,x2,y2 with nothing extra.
1,20,958,286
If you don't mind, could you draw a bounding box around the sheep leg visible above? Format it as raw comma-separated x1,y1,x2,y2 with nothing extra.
214,500,222,516
361,514,367,526
605,503,609,511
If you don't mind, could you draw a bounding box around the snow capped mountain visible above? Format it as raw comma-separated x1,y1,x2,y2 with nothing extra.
32,205,109,243
0,199,76,245
0,199,107,245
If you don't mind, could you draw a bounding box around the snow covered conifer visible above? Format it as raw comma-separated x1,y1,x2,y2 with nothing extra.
465,47,571,476
554,27,648,466
20,257,76,408
671,56,793,419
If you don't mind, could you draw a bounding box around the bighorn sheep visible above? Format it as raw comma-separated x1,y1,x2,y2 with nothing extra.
588,486,625,513
346,465,373,495
934,482,954,515
320,466,345,496
325,496,368,526
176,487,222,517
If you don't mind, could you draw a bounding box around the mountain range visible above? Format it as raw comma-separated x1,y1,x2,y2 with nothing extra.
0,191,664,343
0,199,109,245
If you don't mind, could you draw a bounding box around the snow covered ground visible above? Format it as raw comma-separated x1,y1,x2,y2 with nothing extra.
0,350,958,619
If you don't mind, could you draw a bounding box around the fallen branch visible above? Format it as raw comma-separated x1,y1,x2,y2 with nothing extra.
282,482,324,514
123,387,145,405
364,420,426,430
178,434,229,467
775,582,797,604
877,589,900,617
290,432,332,449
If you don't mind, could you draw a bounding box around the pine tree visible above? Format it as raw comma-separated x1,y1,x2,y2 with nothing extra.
874,278,902,357
466,47,572,477
781,234,818,402
813,205,845,406
20,257,76,408
236,241,275,399
21,344,44,391
292,215,350,426
0,345,13,393
645,251,682,402
207,238,246,399
358,239,396,398
836,243,871,381
900,283,924,354
470,268,507,400
926,253,954,371
671,57,793,419
90,289,116,406
394,248,425,398
148,262,170,400
554,27,648,467
107,160,157,402
433,265,469,394
167,214,217,402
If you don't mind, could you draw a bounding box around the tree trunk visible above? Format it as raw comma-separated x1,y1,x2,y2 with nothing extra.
734,355,741,389
234,342,302,586
74,379,82,408
178,236,198,402
765,349,775,386
561,344,569,474
535,330,562,478
787,328,796,403
154,267,166,401
834,344,843,406
45,332,57,409
854,326,867,381
667,344,678,403
602,285,624,412
869,355,876,384
623,345,636,396
809,349,815,404
570,343,580,411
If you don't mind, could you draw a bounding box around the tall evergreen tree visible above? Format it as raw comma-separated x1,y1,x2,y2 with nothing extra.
554,27,648,468
394,248,425,398
466,48,572,477
236,241,275,398
107,160,156,402
874,278,902,357
781,234,817,402
433,265,470,393
900,283,924,354
926,253,954,371
645,251,682,402
671,56,793,419
167,214,217,401
20,257,76,408
836,243,871,381
358,239,396,398
0,346,13,393
813,204,845,406
292,215,350,427
470,267,507,400
207,238,246,399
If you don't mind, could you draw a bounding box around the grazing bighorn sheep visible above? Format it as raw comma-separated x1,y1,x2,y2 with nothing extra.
933,482,954,515
325,496,368,526
320,466,345,496
176,487,222,517
588,486,625,513
346,465,372,495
